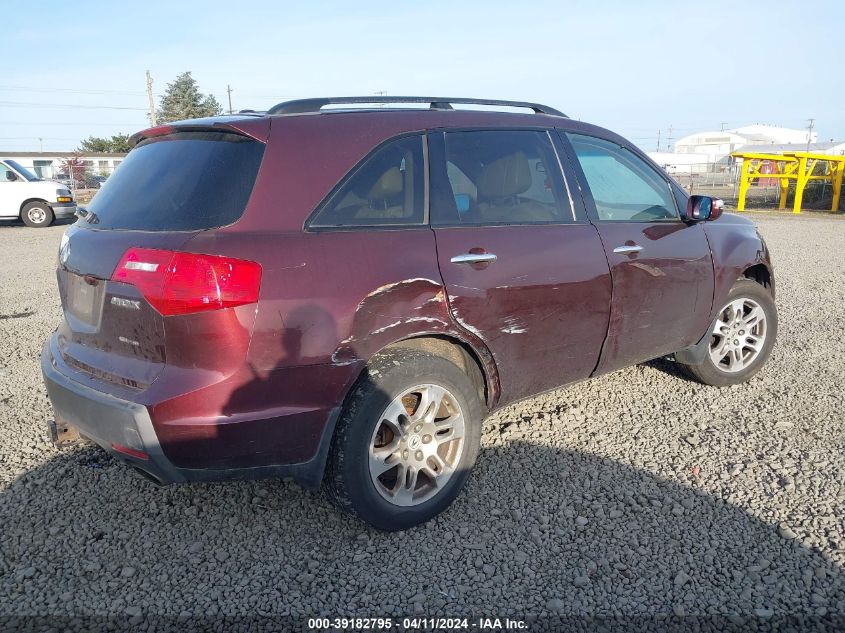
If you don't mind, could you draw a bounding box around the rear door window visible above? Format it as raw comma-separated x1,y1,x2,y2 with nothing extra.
85,131,265,231
432,130,573,226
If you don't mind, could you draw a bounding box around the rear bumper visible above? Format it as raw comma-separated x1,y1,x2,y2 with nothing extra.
40,340,339,489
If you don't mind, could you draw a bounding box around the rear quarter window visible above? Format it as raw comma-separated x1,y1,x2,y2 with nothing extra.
85,131,265,231
309,135,425,228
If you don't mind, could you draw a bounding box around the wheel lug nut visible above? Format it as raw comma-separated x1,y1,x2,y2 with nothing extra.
414,424,422,432
403,449,409,459
422,434,432,444
415,450,423,461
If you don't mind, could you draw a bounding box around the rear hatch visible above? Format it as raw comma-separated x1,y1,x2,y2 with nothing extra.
55,126,266,391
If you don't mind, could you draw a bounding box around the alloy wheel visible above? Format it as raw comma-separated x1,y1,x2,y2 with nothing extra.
368,384,465,507
709,297,768,373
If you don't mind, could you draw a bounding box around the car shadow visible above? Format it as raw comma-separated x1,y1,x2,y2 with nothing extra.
642,356,693,381
0,434,842,628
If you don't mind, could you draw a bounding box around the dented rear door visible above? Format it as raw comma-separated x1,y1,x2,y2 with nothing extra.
428,129,612,405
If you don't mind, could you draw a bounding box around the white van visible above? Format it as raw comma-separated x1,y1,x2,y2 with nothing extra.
0,160,77,227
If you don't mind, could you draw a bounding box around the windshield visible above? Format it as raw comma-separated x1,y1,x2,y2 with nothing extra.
5,160,40,181
85,131,265,231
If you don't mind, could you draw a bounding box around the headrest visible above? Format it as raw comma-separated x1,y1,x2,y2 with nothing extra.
477,152,531,198
367,167,403,199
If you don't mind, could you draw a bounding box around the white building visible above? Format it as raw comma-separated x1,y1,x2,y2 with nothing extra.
648,151,711,175
672,124,817,163
730,124,815,145
670,131,749,164
648,124,829,174
0,151,127,179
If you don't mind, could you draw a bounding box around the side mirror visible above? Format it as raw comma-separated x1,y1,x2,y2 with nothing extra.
686,195,724,221
5,171,18,182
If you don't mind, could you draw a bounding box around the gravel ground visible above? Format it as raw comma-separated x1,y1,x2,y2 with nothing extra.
1,214,844,630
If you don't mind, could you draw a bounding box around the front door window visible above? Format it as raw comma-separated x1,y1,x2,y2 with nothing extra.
566,133,678,222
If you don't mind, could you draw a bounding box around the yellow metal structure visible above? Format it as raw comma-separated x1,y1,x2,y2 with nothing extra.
731,151,845,214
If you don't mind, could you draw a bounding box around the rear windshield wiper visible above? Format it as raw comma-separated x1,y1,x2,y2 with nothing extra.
75,207,99,224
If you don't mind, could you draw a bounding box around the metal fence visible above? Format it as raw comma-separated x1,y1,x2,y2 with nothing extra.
656,162,738,190
658,161,840,209
50,162,121,195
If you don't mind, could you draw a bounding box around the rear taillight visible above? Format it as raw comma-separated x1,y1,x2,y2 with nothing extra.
111,247,262,316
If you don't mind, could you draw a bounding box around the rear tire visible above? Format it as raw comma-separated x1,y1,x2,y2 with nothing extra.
21,202,54,228
680,278,777,387
323,349,483,531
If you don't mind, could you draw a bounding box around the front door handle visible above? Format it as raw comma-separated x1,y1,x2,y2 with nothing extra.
613,244,643,254
450,252,498,265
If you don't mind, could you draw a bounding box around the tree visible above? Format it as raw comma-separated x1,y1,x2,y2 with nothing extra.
59,154,91,187
155,71,222,124
77,134,131,153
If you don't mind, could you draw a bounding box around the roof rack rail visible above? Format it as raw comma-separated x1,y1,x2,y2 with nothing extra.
267,96,566,117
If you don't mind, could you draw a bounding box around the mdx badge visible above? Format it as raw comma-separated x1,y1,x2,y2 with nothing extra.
111,296,141,310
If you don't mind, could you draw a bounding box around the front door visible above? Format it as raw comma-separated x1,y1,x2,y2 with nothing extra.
429,129,612,405
561,132,715,373
0,162,27,218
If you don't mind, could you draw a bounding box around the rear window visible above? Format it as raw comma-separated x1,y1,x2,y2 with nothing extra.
85,131,264,231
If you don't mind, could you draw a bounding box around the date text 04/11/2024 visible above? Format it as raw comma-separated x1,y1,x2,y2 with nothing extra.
307,617,528,630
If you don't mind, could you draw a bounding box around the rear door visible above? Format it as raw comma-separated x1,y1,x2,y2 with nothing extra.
429,129,612,405
560,131,714,373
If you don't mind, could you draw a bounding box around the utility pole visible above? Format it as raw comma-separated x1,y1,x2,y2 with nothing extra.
720,122,728,131
38,137,43,153
227,85,234,114
656,129,661,152
145,70,157,126
667,124,674,152
806,118,815,152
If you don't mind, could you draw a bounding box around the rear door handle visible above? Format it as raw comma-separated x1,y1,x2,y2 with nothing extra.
450,252,498,265
613,244,643,254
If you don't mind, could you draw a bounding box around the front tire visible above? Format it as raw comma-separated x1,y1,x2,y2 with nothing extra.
680,278,777,386
21,202,54,228
323,349,483,531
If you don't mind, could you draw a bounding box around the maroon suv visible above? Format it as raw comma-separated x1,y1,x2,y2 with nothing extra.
41,97,777,530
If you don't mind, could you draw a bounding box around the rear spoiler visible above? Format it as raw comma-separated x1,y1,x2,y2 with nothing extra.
129,117,270,148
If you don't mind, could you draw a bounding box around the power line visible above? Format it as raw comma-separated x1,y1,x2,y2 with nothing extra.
4,122,141,126
0,85,149,96
0,101,147,111
0,136,80,140
0,84,307,101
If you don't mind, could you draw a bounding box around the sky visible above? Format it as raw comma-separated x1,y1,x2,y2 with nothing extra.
2,0,843,153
